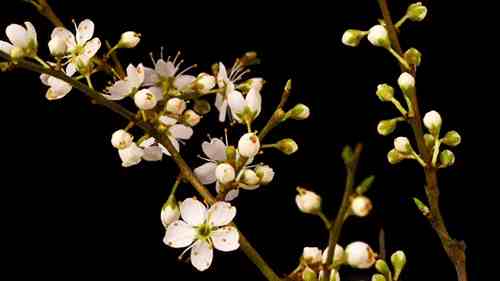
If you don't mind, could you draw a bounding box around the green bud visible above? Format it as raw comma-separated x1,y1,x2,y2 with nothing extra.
341,29,367,47
387,149,405,164
375,259,390,275
391,251,407,280
193,99,211,115
423,134,435,149
356,175,375,195
404,48,422,66
287,103,310,120
439,149,455,168
376,84,394,102
302,267,318,281
276,138,298,155
285,79,292,93
397,72,415,95
342,145,353,164
372,274,386,281
407,2,428,22
442,130,461,146
413,197,430,217
377,119,398,136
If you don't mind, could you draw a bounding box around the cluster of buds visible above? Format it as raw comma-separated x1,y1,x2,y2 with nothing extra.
422,111,461,168
372,250,407,281
341,2,427,70
300,245,344,281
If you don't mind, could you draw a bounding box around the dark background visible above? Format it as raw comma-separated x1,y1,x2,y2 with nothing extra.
1,0,486,280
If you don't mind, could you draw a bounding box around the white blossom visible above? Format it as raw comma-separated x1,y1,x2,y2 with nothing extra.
0,21,38,58
350,196,373,217
367,25,390,48
118,142,144,167
303,247,323,264
166,97,187,115
423,110,442,134
227,87,262,124
345,241,376,269
164,198,239,271
104,64,145,100
194,138,227,185
134,88,157,110
215,163,236,184
111,129,133,149
40,71,73,101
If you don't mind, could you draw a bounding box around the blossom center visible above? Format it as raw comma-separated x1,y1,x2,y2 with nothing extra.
197,223,212,240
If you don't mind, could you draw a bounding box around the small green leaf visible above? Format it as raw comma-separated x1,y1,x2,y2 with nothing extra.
356,175,375,195
342,145,353,164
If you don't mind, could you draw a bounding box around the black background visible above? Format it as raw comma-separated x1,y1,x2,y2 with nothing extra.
1,0,486,280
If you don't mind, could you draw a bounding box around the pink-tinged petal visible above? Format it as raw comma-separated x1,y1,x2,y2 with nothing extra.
180,198,207,227
202,138,226,162
225,189,239,201
207,202,236,227
211,226,240,252
142,145,163,161
156,59,175,78
104,80,132,100
24,22,37,47
190,240,213,271
143,66,159,86
174,75,195,90
6,24,29,48
79,37,101,65
48,76,72,96
66,63,77,77
76,19,94,45
0,40,14,54
51,27,76,51
39,73,50,86
216,62,228,88
194,162,217,185
148,86,163,102
139,137,156,148
163,220,196,248
169,124,193,140
159,115,177,126
246,88,262,116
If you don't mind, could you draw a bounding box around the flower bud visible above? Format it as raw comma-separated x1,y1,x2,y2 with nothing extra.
439,149,455,168
372,274,387,281
134,89,157,110
345,241,376,269
377,119,397,136
241,169,260,186
238,133,260,158
423,110,442,135
303,247,323,265
302,267,318,281
387,149,405,164
215,163,236,184
424,133,435,149
413,197,430,216
276,138,298,155
375,259,390,275
391,250,407,280
287,103,310,120
193,73,216,93
118,142,144,167
404,48,422,66
255,165,275,185
322,244,345,266
295,187,322,215
183,109,201,127
376,84,394,102
367,25,390,48
48,36,67,57
193,99,211,115
397,72,415,94
119,31,141,48
166,97,187,115
394,137,412,154
407,2,428,22
442,130,461,146
351,196,373,217
111,129,133,149
341,29,366,47
161,199,180,228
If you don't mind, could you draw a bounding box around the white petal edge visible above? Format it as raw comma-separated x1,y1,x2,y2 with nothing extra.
211,226,240,252
163,220,196,248
194,162,217,185
190,239,213,271
207,202,236,227
202,138,226,162
180,198,207,227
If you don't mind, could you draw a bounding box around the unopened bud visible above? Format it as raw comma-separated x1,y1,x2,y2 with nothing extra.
342,29,366,47
287,103,310,120
215,163,236,184
48,36,67,57
119,31,141,48
394,137,413,154
404,48,422,66
303,247,322,265
367,25,390,48
134,89,157,110
111,129,133,149
183,109,201,127
439,149,455,168
166,97,187,115
391,251,407,280
238,133,260,158
397,72,415,94
295,187,322,215
276,138,298,155
241,169,260,186
442,130,461,146
423,110,442,135
161,199,180,227
387,149,405,164
372,274,387,281
345,241,376,269
193,73,216,94
375,259,390,275
376,84,394,102
255,165,275,185
322,244,345,266
407,2,428,22
351,196,373,217
423,133,435,149
377,119,398,136
413,197,430,217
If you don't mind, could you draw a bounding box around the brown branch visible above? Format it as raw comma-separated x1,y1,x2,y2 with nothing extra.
34,0,64,27
376,2,467,281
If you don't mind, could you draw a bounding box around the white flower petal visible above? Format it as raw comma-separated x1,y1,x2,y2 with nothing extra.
66,63,77,77
0,40,13,54
126,63,145,88
211,226,239,252
194,162,217,185
246,88,262,116
225,189,239,201
227,91,245,115
215,181,222,194
39,73,50,86
51,27,76,51
159,115,178,126
163,220,196,248
24,22,37,47
48,76,72,96
169,124,193,140
148,86,163,102
207,202,236,227
143,66,159,86
142,145,163,161
180,198,207,226
202,138,226,162
174,75,195,90
239,183,260,191
156,59,175,78
6,24,29,48
190,239,213,271
79,37,101,65
105,80,132,100
139,137,156,148
160,136,179,156
76,19,94,45
217,99,228,122
216,62,228,88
